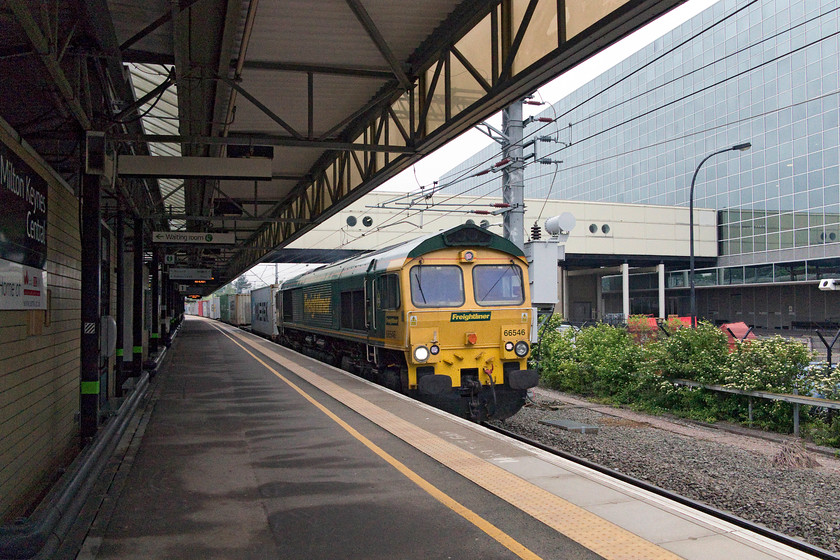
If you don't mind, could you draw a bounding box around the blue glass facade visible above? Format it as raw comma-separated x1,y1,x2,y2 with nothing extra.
443,0,840,327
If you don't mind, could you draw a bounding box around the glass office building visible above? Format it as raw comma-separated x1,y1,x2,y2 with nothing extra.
443,0,840,328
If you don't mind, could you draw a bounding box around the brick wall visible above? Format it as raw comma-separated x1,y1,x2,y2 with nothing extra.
0,124,81,521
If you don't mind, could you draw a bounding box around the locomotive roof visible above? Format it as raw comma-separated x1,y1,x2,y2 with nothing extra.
280,224,524,288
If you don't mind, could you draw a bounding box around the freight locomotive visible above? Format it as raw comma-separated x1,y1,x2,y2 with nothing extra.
274,223,539,421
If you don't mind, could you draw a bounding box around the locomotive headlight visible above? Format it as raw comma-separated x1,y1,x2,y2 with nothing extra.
429,344,440,355
414,345,430,362
514,341,529,357
504,341,514,352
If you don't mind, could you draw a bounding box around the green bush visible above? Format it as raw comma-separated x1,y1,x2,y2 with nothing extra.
532,316,840,446
643,321,729,384
536,320,641,400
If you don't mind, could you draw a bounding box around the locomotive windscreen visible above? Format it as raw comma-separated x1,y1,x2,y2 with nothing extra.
410,265,465,307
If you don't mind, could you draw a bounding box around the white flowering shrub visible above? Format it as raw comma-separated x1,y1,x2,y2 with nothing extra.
723,336,816,393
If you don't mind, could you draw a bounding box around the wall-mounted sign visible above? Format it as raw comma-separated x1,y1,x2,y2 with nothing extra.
1,140,48,269
152,231,235,244
0,258,47,309
169,267,212,280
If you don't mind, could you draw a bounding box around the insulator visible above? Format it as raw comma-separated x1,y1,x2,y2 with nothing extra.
531,223,541,240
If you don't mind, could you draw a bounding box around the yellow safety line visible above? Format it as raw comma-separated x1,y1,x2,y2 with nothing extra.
211,325,542,560
215,323,684,560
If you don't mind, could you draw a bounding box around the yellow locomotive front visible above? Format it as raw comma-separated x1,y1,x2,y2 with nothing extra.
392,244,539,420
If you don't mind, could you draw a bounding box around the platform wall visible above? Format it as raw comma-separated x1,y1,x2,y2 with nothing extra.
0,124,81,521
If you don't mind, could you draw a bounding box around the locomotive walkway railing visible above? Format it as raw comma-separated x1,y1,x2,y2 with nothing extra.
670,379,840,437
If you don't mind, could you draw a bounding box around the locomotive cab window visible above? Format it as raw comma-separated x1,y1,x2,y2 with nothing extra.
375,274,400,309
410,265,464,307
473,264,524,305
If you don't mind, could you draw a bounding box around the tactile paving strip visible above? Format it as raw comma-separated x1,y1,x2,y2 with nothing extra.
221,325,684,560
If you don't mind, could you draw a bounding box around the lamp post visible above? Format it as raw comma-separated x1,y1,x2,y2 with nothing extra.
689,142,751,327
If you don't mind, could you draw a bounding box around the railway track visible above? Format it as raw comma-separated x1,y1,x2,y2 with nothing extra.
483,422,840,560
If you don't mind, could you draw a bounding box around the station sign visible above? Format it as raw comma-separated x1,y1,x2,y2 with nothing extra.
0,258,47,309
169,268,213,280
1,139,48,269
152,231,235,245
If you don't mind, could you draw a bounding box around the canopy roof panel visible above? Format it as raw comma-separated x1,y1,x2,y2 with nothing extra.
0,0,685,293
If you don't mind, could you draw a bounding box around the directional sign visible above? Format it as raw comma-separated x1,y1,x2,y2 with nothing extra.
152,231,235,244
169,268,212,280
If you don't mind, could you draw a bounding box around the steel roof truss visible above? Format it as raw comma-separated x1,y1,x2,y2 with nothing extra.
344,0,413,91
119,0,203,52
8,0,92,130
450,45,492,94
417,54,444,138
240,60,393,79
221,76,304,139
386,105,411,146
109,132,414,153
213,0,680,284
214,183,255,219
500,0,540,81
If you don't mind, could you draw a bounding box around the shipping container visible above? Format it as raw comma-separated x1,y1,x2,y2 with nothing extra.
219,294,231,323
232,293,251,326
208,296,220,319
250,285,279,337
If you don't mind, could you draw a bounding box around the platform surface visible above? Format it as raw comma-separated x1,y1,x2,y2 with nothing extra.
68,317,820,560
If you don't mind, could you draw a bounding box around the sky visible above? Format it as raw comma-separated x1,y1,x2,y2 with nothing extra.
239,0,720,289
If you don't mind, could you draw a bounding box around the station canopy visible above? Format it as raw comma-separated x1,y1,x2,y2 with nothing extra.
0,0,684,293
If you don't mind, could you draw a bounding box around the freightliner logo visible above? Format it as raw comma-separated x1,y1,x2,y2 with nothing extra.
450,312,491,322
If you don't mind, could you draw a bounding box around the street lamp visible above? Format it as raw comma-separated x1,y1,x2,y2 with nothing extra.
689,142,751,327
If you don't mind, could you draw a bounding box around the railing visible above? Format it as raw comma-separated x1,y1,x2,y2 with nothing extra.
670,378,840,437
